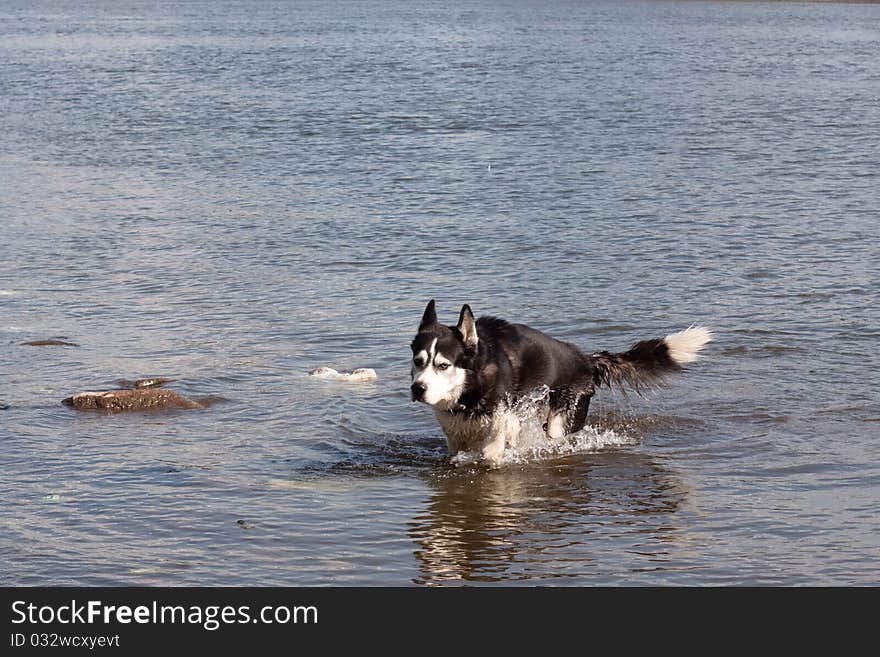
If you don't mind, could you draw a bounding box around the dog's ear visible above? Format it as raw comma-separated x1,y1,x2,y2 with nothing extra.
456,304,478,349
419,299,437,330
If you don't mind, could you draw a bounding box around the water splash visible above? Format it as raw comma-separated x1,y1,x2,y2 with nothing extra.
451,386,638,468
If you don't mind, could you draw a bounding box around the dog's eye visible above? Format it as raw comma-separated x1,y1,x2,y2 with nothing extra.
413,358,425,368
436,363,450,371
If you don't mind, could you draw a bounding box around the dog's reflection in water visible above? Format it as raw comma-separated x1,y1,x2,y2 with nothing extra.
409,451,686,585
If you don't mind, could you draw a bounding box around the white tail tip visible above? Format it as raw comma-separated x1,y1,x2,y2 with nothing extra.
664,326,713,365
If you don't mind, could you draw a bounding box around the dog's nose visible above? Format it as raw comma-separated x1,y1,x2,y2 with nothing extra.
410,382,426,401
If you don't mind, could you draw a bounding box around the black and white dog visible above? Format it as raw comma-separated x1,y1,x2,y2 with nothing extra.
410,300,711,466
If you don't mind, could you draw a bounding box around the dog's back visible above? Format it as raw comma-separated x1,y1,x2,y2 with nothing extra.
477,317,588,398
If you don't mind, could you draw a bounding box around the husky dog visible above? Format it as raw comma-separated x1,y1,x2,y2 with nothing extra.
410,300,711,466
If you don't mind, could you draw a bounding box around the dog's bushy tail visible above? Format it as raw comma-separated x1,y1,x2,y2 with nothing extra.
590,326,712,393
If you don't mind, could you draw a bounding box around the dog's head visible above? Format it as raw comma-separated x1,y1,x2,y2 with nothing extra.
410,300,478,409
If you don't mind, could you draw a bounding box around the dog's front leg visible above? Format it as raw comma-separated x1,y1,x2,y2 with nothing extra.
479,411,520,467
444,433,463,457
479,433,506,467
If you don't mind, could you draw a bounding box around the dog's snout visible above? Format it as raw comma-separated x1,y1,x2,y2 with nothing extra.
410,381,427,401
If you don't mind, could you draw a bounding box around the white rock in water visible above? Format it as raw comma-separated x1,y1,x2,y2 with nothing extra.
348,368,378,381
309,367,339,377
309,367,377,382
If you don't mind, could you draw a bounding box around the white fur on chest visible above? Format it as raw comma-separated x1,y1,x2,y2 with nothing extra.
434,409,492,452
433,408,520,465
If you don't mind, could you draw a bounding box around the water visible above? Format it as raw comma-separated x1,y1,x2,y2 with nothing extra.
1,0,878,586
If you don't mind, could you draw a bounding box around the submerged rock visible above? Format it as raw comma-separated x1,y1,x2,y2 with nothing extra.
22,339,78,347
62,389,204,412
309,367,377,381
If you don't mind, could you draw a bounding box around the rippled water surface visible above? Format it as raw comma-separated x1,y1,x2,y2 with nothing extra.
2,0,878,585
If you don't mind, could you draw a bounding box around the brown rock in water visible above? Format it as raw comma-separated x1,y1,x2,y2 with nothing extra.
22,339,79,347
62,389,204,412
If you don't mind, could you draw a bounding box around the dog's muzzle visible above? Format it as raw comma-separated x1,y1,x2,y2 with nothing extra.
410,381,426,402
